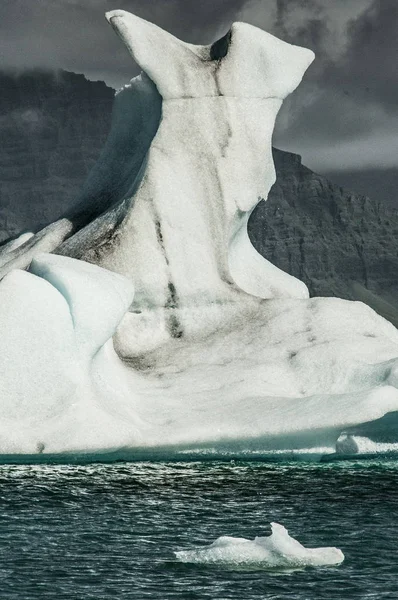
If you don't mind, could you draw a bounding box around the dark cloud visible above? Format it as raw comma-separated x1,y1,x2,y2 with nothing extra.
0,0,244,85
331,0,398,109
271,0,398,172
0,0,396,175
274,0,327,56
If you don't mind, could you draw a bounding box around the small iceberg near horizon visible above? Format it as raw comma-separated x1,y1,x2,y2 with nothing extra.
175,523,344,571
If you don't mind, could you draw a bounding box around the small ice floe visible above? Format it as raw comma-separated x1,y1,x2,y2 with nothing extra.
336,434,398,456
175,523,344,570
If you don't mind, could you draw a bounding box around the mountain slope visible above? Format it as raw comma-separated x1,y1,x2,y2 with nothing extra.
250,149,398,310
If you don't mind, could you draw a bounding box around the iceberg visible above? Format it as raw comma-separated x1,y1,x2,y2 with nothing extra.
175,523,344,569
0,11,398,460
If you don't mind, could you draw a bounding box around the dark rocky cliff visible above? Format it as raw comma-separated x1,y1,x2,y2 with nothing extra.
0,69,397,316
250,150,398,311
0,70,113,241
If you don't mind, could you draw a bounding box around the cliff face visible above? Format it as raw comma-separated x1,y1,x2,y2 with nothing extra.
249,150,398,304
0,70,113,241
0,69,397,314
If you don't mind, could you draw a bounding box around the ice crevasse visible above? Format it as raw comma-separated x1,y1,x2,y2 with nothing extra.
0,10,398,460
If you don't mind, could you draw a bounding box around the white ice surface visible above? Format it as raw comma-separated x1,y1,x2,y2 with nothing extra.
64,9,313,316
175,523,344,569
0,254,397,457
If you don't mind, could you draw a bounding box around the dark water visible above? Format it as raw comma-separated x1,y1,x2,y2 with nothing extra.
0,461,397,599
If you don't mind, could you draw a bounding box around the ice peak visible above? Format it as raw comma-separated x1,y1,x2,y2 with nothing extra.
105,9,209,99
105,9,314,100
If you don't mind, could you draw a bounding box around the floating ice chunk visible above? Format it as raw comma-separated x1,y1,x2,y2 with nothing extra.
175,523,344,569
336,434,398,456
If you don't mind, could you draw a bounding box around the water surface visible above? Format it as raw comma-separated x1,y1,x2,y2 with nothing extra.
0,461,397,599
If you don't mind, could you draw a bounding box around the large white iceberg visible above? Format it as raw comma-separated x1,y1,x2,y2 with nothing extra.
0,11,398,460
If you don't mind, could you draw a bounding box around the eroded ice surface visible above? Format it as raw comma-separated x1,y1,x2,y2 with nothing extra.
175,523,344,569
0,12,397,460
0,252,397,458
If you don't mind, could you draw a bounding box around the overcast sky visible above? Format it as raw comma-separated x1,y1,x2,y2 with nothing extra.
0,0,397,180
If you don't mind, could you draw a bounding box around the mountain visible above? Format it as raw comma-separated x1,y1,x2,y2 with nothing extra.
0,69,113,240
0,69,397,317
249,149,398,315
324,168,398,211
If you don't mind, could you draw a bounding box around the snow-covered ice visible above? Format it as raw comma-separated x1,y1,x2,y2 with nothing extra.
0,249,398,458
0,11,397,459
175,523,344,569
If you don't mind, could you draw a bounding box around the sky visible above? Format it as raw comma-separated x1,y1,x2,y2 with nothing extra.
0,0,397,199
